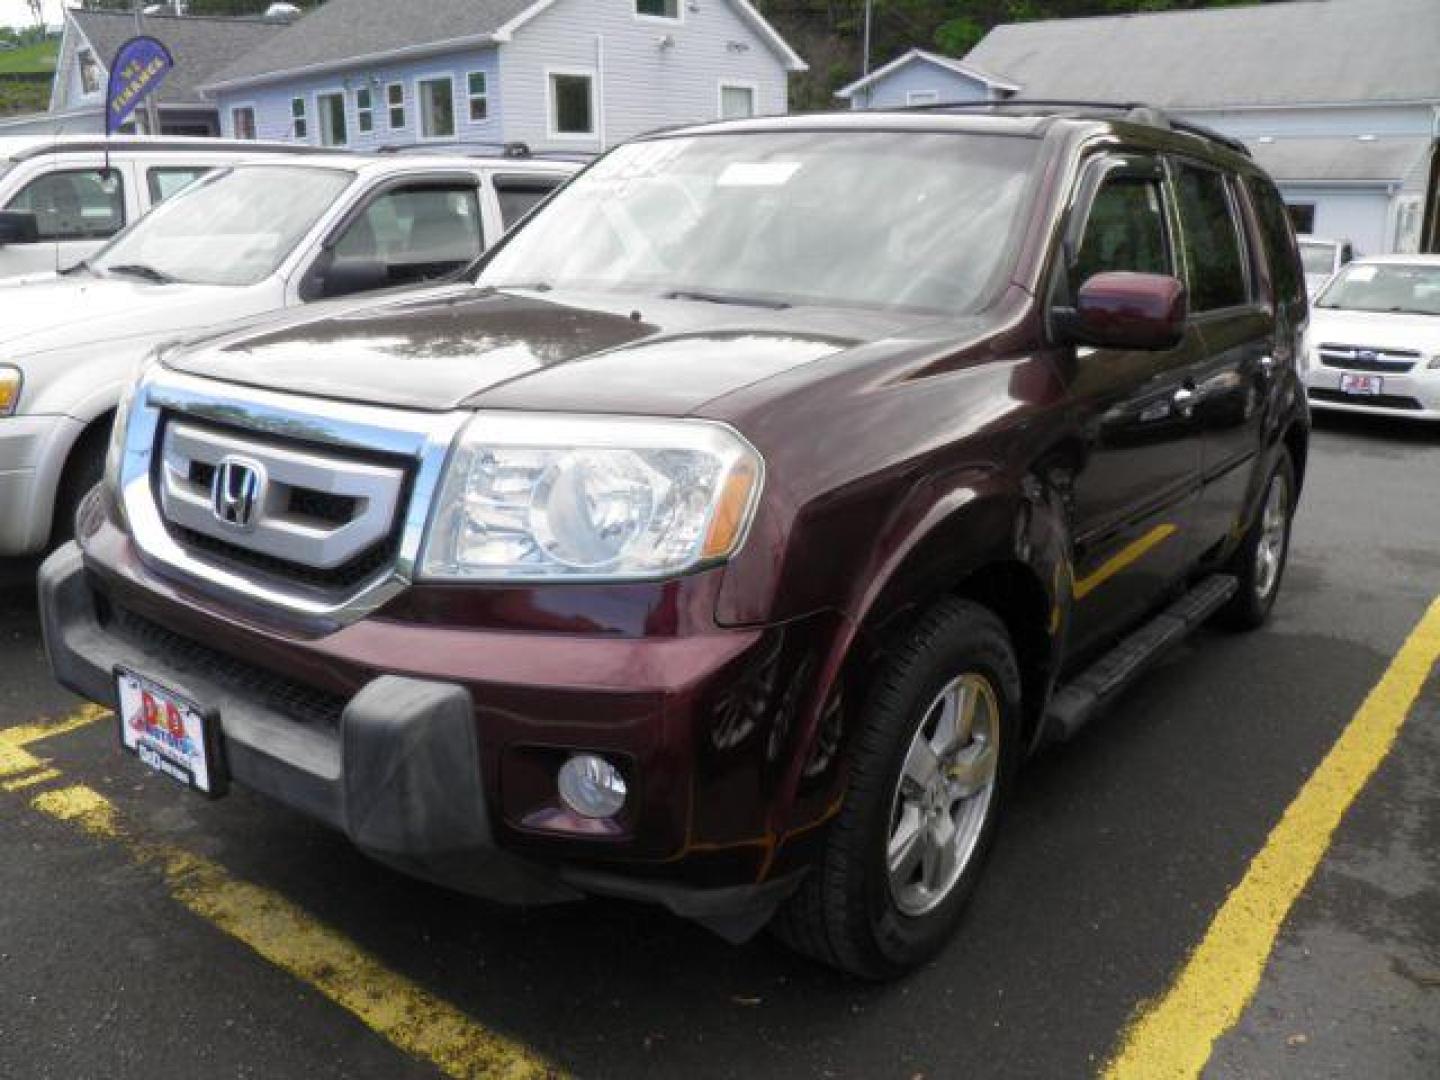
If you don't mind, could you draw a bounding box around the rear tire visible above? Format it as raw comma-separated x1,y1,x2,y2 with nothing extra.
1216,448,1295,631
48,423,107,551
772,598,1021,979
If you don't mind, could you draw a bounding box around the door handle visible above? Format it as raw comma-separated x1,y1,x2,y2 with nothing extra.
1172,386,1197,416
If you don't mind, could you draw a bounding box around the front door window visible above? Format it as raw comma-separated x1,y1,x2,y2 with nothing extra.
418,78,456,140
318,92,348,147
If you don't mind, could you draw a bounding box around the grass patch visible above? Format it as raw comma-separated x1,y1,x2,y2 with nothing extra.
0,40,59,77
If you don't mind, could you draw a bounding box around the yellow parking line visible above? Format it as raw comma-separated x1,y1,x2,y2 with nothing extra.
2,703,110,747
2,767,63,792
10,771,558,1079
1103,595,1440,1080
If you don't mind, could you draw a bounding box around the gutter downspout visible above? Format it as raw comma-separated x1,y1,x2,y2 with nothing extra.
595,33,607,152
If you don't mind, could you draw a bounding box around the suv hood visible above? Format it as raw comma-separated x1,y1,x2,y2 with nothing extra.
166,287,924,415
0,272,257,355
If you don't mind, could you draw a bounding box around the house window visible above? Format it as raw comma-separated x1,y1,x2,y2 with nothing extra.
291,96,308,140
636,0,680,18
387,83,406,130
355,86,374,134
719,83,756,120
549,72,595,137
417,76,455,140
231,106,256,140
77,49,101,96
467,71,488,122
906,91,939,106
1286,202,1316,235
317,91,348,147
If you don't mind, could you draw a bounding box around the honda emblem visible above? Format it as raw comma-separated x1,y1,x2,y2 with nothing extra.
212,457,265,529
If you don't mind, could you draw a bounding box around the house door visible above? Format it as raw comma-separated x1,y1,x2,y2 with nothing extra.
317,93,348,147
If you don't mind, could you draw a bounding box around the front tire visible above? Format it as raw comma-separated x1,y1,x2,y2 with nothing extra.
772,599,1020,979
48,424,107,551
1217,449,1295,631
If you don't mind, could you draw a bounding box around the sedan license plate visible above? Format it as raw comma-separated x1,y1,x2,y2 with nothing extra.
115,668,226,796
1339,372,1383,396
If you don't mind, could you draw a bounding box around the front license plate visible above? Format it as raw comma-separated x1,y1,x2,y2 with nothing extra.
1339,372,1383,396
115,668,226,796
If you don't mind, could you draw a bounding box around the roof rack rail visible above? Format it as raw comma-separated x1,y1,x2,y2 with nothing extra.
894,99,1252,158
374,140,594,162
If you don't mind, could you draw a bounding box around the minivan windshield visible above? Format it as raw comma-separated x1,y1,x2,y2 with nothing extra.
478,131,1039,314
90,165,353,287
1299,241,1337,276
1317,262,1440,316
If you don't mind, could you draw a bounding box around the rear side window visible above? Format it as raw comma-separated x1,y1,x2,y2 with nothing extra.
1071,174,1171,294
493,174,564,230
4,168,125,241
1243,174,1305,310
147,166,212,204
1173,163,1249,312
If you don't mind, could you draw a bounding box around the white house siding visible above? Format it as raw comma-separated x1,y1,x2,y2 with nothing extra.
1179,105,1437,254
498,0,791,154
216,49,503,151
848,62,990,110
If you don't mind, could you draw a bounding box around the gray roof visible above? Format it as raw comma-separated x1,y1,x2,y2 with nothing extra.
205,0,544,90
72,10,288,106
1248,136,1435,191
965,0,1440,109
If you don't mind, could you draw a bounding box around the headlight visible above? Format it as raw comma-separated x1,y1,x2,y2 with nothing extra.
0,365,21,417
419,413,763,581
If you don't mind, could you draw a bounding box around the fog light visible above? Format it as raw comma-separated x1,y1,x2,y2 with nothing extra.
557,754,628,819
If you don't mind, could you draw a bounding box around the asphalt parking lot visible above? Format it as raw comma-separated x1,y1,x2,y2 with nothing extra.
1,411,1436,1080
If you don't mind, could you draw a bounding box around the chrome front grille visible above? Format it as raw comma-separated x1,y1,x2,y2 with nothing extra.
117,368,470,627
159,420,406,572
1317,343,1420,374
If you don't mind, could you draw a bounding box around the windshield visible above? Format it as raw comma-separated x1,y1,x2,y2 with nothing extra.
1317,262,1440,316
1299,241,1336,276
91,165,353,286
478,131,1039,314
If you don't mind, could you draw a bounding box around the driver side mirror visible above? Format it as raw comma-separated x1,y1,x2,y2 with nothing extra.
0,210,39,247
1056,272,1187,351
301,249,391,301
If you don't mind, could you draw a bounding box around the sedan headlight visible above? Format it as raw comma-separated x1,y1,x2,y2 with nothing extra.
419,413,763,581
0,365,21,417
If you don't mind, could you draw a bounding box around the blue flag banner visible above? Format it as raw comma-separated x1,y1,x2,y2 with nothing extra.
106,36,175,135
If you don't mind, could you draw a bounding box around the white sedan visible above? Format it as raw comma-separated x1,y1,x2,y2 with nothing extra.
1304,255,1440,422
0,153,576,555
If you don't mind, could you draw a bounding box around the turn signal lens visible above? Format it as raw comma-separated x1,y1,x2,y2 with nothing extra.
0,365,21,416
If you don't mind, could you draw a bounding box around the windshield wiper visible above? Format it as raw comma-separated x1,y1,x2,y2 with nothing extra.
664,289,791,310
1384,306,1439,317
104,263,176,285
59,259,97,277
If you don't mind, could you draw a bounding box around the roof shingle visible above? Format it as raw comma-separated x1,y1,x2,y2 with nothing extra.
965,0,1440,110
72,10,289,106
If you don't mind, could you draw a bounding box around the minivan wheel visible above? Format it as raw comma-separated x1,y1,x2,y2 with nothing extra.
1216,448,1295,631
771,599,1020,979
48,424,107,551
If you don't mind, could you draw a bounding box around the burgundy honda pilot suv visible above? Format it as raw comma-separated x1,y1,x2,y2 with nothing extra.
41,106,1309,978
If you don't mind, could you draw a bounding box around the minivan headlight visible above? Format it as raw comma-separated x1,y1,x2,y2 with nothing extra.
419,413,763,581
0,365,21,416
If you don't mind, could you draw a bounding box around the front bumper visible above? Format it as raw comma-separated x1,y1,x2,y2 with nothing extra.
0,413,84,554
39,536,828,934
1304,365,1440,421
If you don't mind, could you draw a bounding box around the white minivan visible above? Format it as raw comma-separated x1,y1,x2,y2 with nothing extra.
0,135,339,279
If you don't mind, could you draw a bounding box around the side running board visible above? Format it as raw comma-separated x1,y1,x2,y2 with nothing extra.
1043,574,1239,743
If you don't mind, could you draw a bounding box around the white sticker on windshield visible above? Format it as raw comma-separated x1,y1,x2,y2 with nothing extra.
1348,266,1378,282
717,162,802,188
